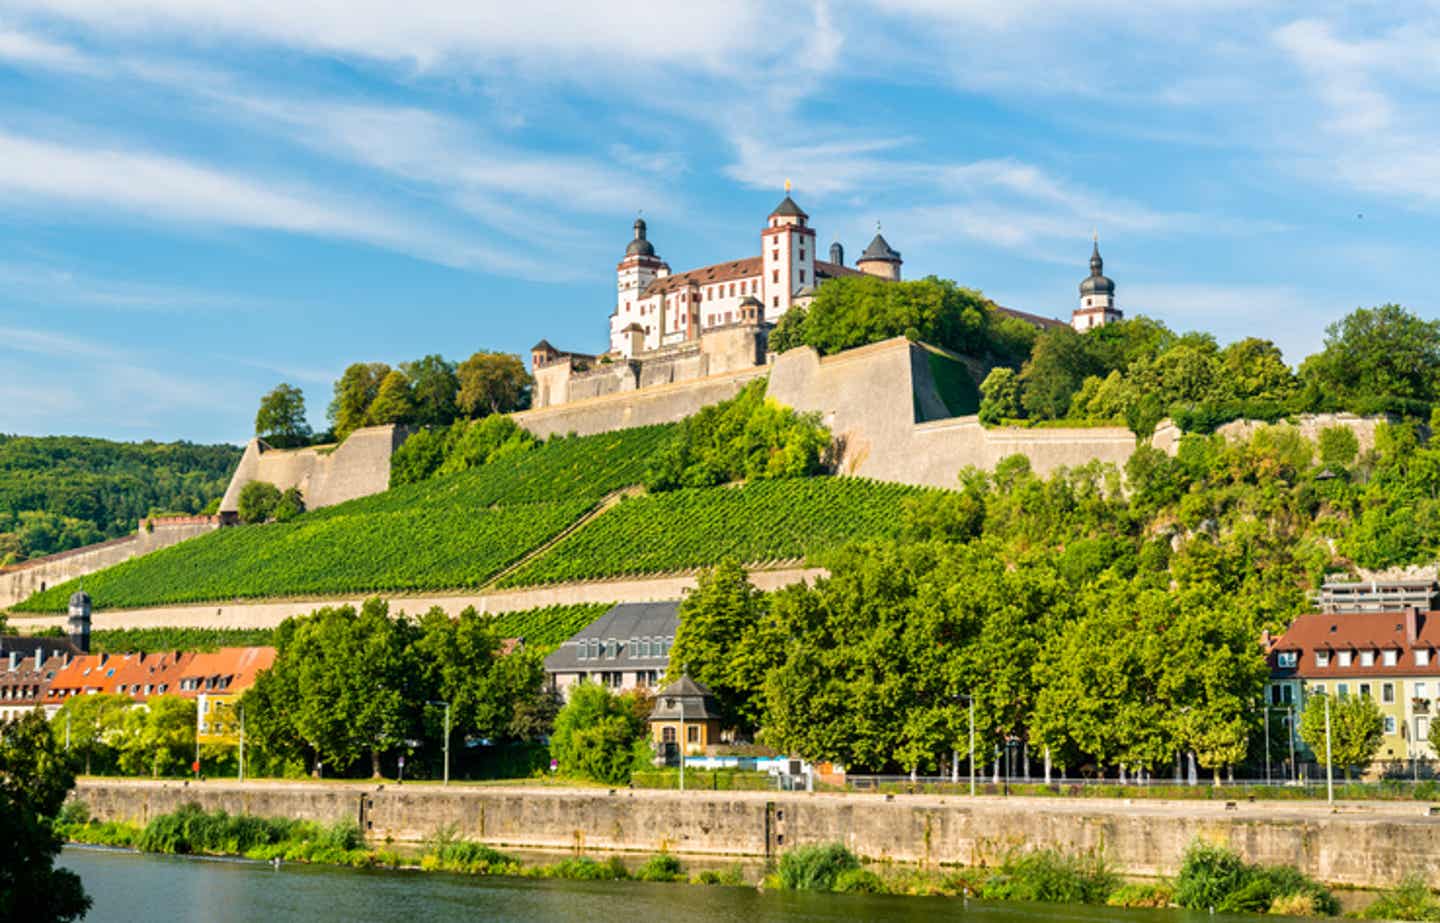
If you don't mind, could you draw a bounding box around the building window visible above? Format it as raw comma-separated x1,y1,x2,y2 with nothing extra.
1385,715,1397,734
1420,716,1432,743
799,249,805,260
1383,682,1395,704
1419,650,1432,667
773,296,779,308
799,270,805,283
1384,649,1398,666
729,283,735,296
663,727,676,743
1315,651,1330,667
590,638,600,659
687,725,700,744
1278,651,1297,668
1281,685,1293,705
641,638,651,658
772,270,779,283
772,249,779,261
1417,681,1429,699
1359,683,1372,699
1337,683,1349,699
1339,651,1353,667
1360,650,1375,667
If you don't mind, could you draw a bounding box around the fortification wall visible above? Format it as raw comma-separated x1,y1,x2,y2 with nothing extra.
73,780,1440,888
514,365,769,439
1152,413,1385,456
219,425,406,516
0,519,219,609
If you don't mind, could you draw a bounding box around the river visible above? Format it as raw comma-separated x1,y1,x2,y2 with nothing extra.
59,846,1280,923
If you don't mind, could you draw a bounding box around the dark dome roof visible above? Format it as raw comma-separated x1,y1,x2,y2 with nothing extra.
1080,240,1114,296
769,195,808,219
69,589,91,608
859,232,901,263
625,217,655,257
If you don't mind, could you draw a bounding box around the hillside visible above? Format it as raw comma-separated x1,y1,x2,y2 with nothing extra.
12,423,924,613
0,434,240,565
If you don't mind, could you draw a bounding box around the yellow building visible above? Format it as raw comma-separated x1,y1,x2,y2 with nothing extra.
1269,606,1440,768
648,675,723,765
174,647,276,744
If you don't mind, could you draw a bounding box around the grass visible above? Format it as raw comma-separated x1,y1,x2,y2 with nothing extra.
924,349,982,418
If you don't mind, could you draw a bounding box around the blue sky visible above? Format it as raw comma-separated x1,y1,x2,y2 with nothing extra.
1,2,1437,444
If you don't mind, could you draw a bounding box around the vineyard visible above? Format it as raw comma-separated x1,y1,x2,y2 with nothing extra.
488,603,612,647
501,477,937,587
13,427,670,613
90,627,277,653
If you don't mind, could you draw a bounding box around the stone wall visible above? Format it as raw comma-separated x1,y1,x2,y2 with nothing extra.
0,519,219,609
515,365,769,439
72,780,1440,888
219,425,407,516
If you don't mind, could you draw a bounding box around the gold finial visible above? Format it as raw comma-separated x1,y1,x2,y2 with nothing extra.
784,178,792,193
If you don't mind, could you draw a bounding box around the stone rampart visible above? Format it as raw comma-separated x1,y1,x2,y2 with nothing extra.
0,519,219,609
515,365,769,439
72,780,1440,888
219,425,406,516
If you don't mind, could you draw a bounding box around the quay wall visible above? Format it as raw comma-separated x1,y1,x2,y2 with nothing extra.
73,780,1440,888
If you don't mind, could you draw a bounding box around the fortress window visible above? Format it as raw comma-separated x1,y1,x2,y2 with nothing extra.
772,270,779,283
773,297,779,308
799,270,806,283
772,249,779,260
799,248,805,259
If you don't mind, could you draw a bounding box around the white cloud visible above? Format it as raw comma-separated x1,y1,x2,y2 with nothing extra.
0,25,98,73
0,260,274,312
0,129,563,277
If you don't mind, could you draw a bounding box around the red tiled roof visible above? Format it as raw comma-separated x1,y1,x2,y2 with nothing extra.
1271,610,1440,679
642,257,762,298
177,646,276,695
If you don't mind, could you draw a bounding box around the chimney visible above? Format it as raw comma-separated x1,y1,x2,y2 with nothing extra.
7,651,18,671
1406,605,1421,646
35,649,43,670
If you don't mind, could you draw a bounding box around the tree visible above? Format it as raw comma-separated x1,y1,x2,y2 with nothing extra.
367,370,416,426
767,274,994,358
328,362,392,442
237,480,281,524
115,695,196,778
668,561,772,732
1300,304,1440,413
1318,426,1360,471
549,682,647,784
457,351,531,418
254,383,312,448
51,693,133,775
1019,327,1099,419
978,367,1023,424
414,606,540,748
0,711,91,921
401,354,460,426
272,486,305,522
1299,691,1384,779
1218,338,1296,403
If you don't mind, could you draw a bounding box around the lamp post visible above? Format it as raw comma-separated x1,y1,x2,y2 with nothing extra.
1288,705,1297,783
1324,694,1334,805
953,694,976,797
238,704,246,783
427,700,450,785
1256,703,1271,785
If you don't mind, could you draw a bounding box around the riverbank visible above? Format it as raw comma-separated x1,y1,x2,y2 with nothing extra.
69,778,1440,890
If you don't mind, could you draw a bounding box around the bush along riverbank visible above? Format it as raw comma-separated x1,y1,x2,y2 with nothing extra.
60,803,1437,918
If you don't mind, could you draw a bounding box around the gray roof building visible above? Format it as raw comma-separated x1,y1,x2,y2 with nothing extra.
649,675,722,722
543,601,680,679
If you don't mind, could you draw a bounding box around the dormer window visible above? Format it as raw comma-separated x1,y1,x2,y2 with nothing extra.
1383,649,1398,667
1338,650,1353,667
1316,651,1331,668
1418,650,1432,667
1360,650,1375,667
1278,651,1298,669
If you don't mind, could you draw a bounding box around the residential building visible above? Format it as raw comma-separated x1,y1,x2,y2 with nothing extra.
0,636,80,721
177,646,277,742
1269,606,1440,767
648,675,723,763
44,650,196,713
542,601,679,697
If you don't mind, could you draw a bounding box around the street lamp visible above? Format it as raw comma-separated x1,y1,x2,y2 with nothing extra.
954,694,976,798
1324,693,1334,804
427,700,451,786
1255,703,1272,785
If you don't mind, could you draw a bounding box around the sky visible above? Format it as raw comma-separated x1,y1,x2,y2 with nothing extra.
1,2,1438,445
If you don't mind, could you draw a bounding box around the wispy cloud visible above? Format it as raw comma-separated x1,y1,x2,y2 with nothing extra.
0,25,99,73
0,260,278,312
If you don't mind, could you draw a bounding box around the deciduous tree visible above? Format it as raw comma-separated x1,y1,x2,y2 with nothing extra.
457,352,531,418
254,383,312,448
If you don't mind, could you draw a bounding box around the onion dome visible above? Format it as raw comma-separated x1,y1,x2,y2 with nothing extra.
68,589,91,609
625,217,656,257
1079,239,1115,296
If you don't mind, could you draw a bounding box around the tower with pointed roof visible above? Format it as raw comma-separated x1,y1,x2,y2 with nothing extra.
1072,237,1122,332
856,226,902,281
762,184,817,322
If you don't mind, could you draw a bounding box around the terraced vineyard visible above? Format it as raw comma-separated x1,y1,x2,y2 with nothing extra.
489,603,611,647
501,477,936,587
14,426,671,613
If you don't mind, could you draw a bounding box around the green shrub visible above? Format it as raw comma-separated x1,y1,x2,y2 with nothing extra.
777,843,862,891
420,831,518,875
1175,842,1252,910
979,848,1118,904
541,856,630,881
1175,841,1338,917
1358,875,1440,921
237,481,281,524
833,867,886,894
1106,882,1174,908
635,854,686,882
694,865,747,887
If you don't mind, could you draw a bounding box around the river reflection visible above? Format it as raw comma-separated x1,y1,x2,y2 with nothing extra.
60,846,1285,923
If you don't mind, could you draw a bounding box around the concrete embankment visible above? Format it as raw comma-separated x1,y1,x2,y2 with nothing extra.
72,780,1440,888
8,568,825,631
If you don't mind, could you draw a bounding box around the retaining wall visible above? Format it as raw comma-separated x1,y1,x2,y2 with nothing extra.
219,425,406,516
0,520,219,609
72,780,1440,888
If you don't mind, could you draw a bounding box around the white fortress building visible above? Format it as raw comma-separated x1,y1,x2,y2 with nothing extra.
530,192,1119,409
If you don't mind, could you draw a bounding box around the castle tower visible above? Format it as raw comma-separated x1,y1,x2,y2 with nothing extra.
761,184,816,322
857,227,902,280
612,217,669,356
68,589,91,654
1072,237,1122,332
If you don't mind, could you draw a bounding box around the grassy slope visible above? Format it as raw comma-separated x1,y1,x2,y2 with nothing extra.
13,427,671,613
